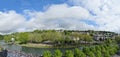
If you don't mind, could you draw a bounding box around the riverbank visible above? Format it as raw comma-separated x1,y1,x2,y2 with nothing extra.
20,43,53,48
20,43,82,48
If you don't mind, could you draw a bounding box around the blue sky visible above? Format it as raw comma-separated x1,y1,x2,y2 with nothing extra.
0,0,120,34
0,0,67,13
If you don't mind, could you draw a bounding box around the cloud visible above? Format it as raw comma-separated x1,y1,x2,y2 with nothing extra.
0,10,26,34
68,0,120,33
25,4,95,31
1,0,120,34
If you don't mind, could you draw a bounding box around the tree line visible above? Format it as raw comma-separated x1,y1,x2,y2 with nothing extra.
3,30,93,46
42,38,119,57
42,43,119,57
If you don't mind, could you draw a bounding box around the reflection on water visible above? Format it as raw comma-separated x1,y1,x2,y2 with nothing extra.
22,46,75,55
0,40,21,51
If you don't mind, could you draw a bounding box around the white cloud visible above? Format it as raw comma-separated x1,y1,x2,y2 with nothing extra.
25,4,95,31
1,0,120,34
68,0,120,33
0,10,26,34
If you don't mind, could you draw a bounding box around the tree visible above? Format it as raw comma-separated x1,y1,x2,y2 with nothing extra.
109,48,116,55
54,49,62,57
33,30,42,33
95,50,102,57
79,34,93,44
105,39,112,44
64,30,71,35
17,32,29,44
0,35,3,40
4,35,12,43
115,36,120,43
28,33,42,43
52,32,63,45
83,35,93,43
74,48,86,57
108,45,117,55
95,45,101,51
71,33,80,44
83,47,90,55
101,45,106,53
103,51,110,57
43,50,52,57
90,46,96,53
65,50,74,57
64,35,71,44
87,51,95,57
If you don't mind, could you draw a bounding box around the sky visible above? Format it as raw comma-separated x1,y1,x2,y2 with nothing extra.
0,0,120,34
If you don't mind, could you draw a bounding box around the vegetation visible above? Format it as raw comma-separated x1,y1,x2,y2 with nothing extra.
41,42,118,57
95,50,102,57
1,30,120,57
74,48,86,57
53,49,62,57
65,50,74,57
41,37,119,57
3,30,94,47
43,50,52,57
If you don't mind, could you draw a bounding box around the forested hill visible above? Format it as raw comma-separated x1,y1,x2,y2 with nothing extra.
0,30,118,45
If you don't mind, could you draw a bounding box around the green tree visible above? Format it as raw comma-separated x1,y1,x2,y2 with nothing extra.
52,32,63,44
108,45,117,55
105,39,112,44
54,49,62,57
95,50,102,57
83,47,90,55
28,33,42,43
78,34,93,44
115,36,120,43
4,35,12,43
87,51,95,57
0,35,3,40
74,48,86,57
103,51,110,57
101,45,106,53
43,50,52,57
95,45,101,51
17,32,29,44
109,48,116,55
65,50,74,57
90,46,96,53
83,35,93,43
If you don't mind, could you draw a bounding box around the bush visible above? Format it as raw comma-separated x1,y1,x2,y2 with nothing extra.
43,50,52,57
103,51,110,57
54,49,62,57
96,50,102,57
74,48,86,57
87,51,95,57
90,46,96,53
65,50,74,57
83,47,90,55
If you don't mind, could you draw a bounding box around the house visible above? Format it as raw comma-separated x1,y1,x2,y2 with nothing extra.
93,31,117,41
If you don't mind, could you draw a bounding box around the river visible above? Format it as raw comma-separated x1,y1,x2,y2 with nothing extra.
0,40,80,56
0,40,120,57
